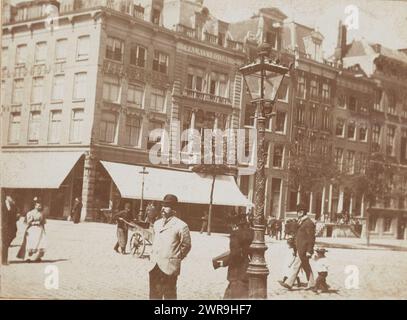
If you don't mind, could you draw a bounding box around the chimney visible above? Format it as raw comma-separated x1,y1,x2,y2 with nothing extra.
334,20,347,62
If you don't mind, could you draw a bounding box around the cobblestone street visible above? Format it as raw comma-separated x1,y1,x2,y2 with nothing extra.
1,220,407,300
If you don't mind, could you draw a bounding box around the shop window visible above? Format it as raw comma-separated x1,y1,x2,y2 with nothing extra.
369,216,377,231
383,217,392,232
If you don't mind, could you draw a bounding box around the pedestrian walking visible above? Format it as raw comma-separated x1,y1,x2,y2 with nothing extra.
223,213,254,299
200,211,209,234
71,197,82,224
113,203,132,254
278,203,316,290
17,201,47,262
280,237,301,287
148,194,191,300
312,248,330,293
2,195,19,265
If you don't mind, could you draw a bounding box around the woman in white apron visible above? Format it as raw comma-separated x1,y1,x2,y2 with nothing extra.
17,202,47,262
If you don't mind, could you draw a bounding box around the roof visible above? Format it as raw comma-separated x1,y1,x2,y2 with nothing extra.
228,18,259,42
344,40,407,64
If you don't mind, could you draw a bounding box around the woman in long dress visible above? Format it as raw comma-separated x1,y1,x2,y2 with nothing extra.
17,202,47,262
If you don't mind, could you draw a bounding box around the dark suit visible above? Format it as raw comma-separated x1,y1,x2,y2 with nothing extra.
71,201,82,224
224,223,254,299
286,216,316,288
2,200,18,264
113,209,131,252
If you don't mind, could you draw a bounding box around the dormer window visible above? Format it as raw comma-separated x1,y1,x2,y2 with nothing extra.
266,31,278,50
152,8,161,25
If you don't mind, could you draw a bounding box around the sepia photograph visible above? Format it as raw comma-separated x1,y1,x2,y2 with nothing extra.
0,0,407,303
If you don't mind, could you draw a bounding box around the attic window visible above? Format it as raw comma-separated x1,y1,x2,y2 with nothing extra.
265,31,278,50
152,8,160,25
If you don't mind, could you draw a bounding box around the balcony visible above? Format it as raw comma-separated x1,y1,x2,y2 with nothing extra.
203,32,218,45
226,39,244,51
176,24,196,38
183,88,231,105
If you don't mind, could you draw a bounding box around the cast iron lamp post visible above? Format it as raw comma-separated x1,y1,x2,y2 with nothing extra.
239,44,290,299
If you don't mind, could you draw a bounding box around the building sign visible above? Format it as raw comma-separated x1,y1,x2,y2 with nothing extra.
177,42,242,65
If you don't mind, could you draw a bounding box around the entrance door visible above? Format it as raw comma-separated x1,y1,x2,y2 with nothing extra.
397,218,406,240
50,188,66,218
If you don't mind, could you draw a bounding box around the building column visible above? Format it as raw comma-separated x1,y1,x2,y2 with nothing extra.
349,195,353,215
321,186,326,220
81,152,97,221
328,184,333,215
361,194,365,217
337,186,344,213
309,192,313,214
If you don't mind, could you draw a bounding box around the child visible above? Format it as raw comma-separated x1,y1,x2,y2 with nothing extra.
280,237,301,287
313,247,329,293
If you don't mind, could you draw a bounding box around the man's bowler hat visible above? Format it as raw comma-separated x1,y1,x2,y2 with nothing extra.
296,203,308,213
162,194,178,207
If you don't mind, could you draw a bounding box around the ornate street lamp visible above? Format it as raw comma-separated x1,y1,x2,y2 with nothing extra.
239,44,291,299
138,166,149,221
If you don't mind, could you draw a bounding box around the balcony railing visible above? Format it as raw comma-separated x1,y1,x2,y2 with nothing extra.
203,32,218,45
226,39,244,51
176,24,196,38
183,88,231,105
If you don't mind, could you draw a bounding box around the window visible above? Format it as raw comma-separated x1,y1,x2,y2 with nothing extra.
359,152,367,174
266,31,278,49
16,44,27,65
359,100,368,113
275,111,286,134
70,109,84,143
347,121,356,140
387,92,397,115
150,88,166,113
147,121,164,150
334,148,343,171
52,75,65,101
153,51,169,74
8,113,21,143
73,72,87,100
369,216,377,231
55,39,67,61
348,96,357,112
106,37,124,62
1,80,5,105
34,42,47,64
265,141,271,168
77,36,90,60
12,79,24,104
383,217,392,232
372,124,381,150
386,126,396,156
322,83,330,102
100,111,118,143
345,150,355,174
2,47,8,67
273,145,284,168
277,82,289,102
103,75,120,103
187,66,205,92
336,119,345,137
374,90,383,111
125,115,142,147
338,94,346,108
127,83,144,107
31,77,44,104
151,8,161,25
401,129,407,163
297,74,306,99
359,126,368,142
28,111,41,143
322,108,330,130
48,110,62,143
296,102,305,125
130,44,146,68
209,72,228,97
310,79,318,99
244,104,256,127
310,105,317,128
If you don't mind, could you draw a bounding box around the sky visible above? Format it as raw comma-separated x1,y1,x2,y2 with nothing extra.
5,0,407,56
203,0,407,56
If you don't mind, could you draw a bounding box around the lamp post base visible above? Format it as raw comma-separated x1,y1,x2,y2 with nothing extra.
247,223,269,299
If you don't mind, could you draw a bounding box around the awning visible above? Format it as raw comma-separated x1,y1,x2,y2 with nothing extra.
1,151,83,189
100,161,253,207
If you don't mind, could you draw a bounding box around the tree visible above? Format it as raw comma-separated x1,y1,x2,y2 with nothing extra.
343,153,401,245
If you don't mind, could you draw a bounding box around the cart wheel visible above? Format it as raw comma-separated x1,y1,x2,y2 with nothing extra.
130,232,145,257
